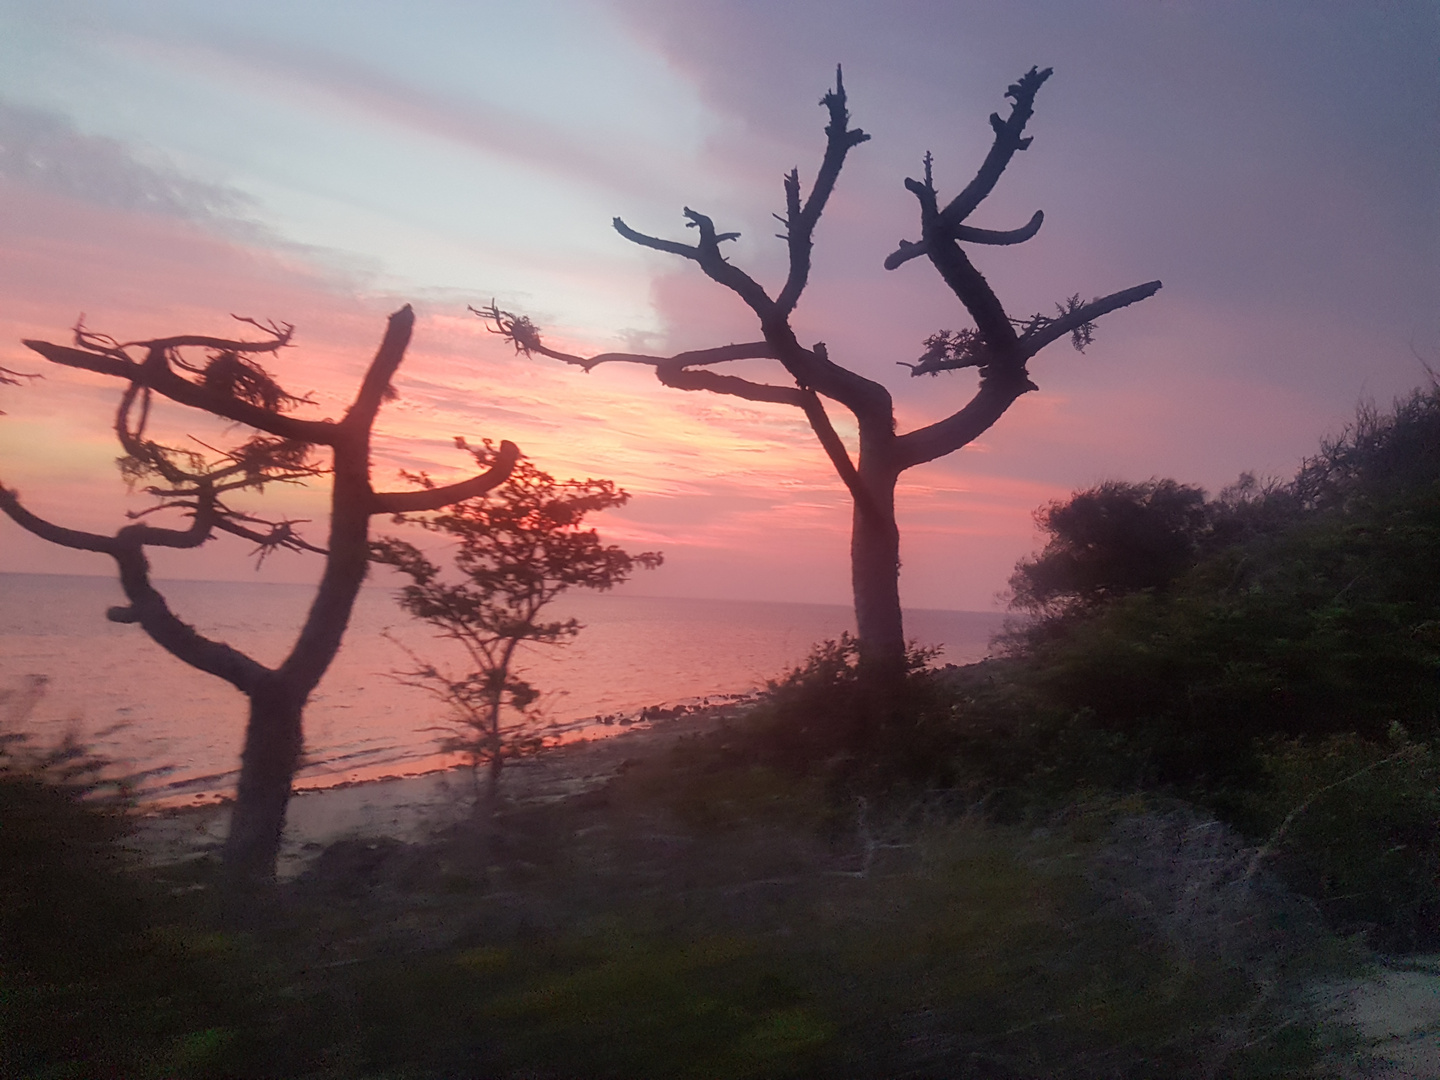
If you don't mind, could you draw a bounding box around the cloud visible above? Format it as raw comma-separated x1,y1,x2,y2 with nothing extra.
119,24,711,213
0,100,250,223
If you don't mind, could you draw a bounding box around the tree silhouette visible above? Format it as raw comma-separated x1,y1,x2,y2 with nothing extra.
0,306,518,884
481,66,1160,689
1009,479,1212,619
372,439,661,811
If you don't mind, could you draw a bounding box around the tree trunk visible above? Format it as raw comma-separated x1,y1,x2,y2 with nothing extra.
221,676,305,884
850,469,905,682
484,752,502,815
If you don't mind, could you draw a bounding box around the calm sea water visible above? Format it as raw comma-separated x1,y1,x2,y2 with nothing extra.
0,573,1007,803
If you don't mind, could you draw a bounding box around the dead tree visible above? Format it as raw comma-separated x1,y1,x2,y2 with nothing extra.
481,66,1160,688
0,306,518,883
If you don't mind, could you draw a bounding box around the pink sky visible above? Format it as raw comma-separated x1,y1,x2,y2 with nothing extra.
0,1,1435,611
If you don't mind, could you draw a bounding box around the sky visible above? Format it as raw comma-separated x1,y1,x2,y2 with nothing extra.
0,0,1435,612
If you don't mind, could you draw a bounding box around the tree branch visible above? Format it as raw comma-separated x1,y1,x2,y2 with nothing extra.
1018,281,1163,359
614,209,776,320
795,389,893,524
0,484,267,691
344,304,413,431
211,516,328,560
118,508,215,550
775,65,871,316
924,239,1021,361
937,66,1052,229
0,485,116,553
475,305,779,374
474,304,811,405
893,380,1033,471
24,339,335,445
611,215,706,261
884,210,1044,270
655,364,810,407
107,540,270,693
372,440,521,513
884,68,1057,367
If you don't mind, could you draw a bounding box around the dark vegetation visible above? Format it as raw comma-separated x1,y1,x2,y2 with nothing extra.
972,385,1440,952
15,387,1440,1076
0,693,1351,1079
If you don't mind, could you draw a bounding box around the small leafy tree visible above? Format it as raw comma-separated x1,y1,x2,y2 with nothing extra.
371,439,661,808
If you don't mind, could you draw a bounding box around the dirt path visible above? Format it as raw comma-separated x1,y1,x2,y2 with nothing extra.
1313,954,1440,1077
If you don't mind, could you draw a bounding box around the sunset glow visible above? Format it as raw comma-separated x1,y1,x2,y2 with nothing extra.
1,1,1434,610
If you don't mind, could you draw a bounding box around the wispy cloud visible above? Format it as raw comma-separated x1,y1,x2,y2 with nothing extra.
135,29,703,210
0,100,250,223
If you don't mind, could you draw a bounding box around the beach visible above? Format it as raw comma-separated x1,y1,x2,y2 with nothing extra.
134,701,744,876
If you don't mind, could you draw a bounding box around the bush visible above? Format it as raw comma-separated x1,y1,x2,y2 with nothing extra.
1010,478,1211,619
1248,730,1440,952
732,634,964,792
0,687,300,1078
0,681,139,981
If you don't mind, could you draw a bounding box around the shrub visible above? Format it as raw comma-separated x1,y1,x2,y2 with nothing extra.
1248,730,1440,952
734,634,961,791
1010,478,1211,620
0,680,138,981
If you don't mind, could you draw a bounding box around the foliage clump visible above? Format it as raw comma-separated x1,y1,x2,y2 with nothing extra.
373,440,660,804
977,384,1440,949
711,633,969,795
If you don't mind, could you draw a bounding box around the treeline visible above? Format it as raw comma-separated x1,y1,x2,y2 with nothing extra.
961,385,1440,950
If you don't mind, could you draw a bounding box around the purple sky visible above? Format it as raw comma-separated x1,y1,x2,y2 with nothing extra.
0,0,1435,610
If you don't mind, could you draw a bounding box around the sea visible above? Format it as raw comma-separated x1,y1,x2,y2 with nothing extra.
0,573,1008,804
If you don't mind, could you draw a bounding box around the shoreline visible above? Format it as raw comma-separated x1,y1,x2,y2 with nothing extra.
126,691,762,808
134,700,747,877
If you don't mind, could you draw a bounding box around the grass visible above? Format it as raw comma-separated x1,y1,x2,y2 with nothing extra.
2,703,1365,1079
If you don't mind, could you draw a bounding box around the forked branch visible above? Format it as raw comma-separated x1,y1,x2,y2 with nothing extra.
0,483,268,690
884,210,1045,270
775,66,870,315
613,209,773,317
474,304,872,507
878,66,1160,429
25,323,331,445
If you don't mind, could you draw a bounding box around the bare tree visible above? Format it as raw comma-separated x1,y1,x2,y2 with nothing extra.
480,67,1160,688
0,306,518,884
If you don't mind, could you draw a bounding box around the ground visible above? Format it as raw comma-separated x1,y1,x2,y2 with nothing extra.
130,708,1440,1078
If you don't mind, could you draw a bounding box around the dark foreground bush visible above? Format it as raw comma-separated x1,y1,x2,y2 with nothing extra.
727,633,968,793
0,655,1373,1078
962,388,1440,951
0,713,315,1079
